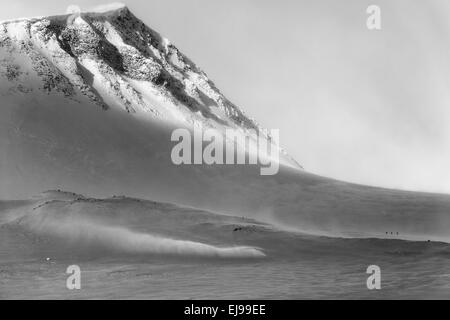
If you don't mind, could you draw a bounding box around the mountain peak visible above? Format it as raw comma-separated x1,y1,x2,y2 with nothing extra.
65,3,132,20
0,3,129,25
0,5,302,169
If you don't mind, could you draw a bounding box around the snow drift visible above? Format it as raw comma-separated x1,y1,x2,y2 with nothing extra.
22,216,265,258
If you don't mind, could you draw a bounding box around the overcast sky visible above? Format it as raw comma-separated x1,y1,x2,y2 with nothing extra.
1,0,450,193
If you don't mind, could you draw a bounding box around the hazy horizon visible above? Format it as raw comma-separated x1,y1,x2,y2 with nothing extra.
1,0,449,194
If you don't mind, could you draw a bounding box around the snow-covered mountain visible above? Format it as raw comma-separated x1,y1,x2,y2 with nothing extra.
0,4,299,168
0,4,245,122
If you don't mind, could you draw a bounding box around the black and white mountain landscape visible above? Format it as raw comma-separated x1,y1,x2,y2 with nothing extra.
1,3,450,299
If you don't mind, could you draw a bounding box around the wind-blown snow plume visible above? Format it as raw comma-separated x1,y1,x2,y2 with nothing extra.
18,211,265,258
66,5,81,14
88,2,127,13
